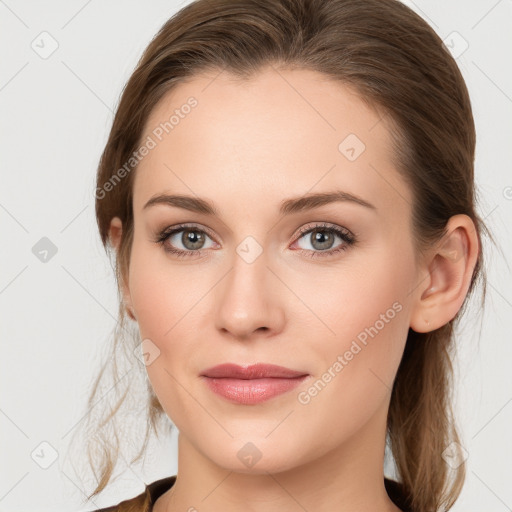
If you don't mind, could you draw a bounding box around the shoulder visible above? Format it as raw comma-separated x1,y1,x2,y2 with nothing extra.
91,475,177,512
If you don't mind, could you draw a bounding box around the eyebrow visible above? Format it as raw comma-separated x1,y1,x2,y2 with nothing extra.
143,190,377,216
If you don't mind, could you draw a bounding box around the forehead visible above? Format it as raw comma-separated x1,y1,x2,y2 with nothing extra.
133,67,411,217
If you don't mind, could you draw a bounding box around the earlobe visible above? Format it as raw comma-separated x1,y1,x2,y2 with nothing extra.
410,214,479,333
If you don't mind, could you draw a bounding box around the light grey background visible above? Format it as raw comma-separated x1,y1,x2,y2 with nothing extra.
1,1,511,511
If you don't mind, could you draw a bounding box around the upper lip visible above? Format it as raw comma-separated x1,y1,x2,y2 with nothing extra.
200,363,308,379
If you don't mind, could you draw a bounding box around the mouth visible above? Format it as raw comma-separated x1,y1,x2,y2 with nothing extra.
200,363,310,405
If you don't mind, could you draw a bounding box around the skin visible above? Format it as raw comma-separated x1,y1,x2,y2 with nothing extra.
108,66,479,512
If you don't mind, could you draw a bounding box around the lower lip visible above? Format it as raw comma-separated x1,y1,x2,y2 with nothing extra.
202,376,309,405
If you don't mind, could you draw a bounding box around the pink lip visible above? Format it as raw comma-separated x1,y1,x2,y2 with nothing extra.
200,363,310,405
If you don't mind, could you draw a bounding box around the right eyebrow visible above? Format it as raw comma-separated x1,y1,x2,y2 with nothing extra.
143,194,218,215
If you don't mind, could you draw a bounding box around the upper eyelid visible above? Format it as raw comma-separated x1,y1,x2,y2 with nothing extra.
296,222,351,236
165,222,218,241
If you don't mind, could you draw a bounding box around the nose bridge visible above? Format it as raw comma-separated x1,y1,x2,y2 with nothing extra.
214,238,284,338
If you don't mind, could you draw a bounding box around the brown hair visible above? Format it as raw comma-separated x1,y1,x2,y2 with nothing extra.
76,0,494,510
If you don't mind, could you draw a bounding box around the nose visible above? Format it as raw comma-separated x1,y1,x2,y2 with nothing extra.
213,250,285,341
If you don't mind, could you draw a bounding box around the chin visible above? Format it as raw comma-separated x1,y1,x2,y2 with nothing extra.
203,440,303,476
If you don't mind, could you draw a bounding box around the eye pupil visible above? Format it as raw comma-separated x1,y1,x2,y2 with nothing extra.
183,229,205,250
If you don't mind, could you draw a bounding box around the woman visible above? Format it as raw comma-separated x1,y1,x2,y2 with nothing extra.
81,0,491,510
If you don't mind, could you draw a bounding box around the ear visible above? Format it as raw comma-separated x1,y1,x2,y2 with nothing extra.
409,214,480,333
108,216,136,321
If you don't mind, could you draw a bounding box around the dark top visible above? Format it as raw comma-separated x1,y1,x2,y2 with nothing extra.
93,475,412,511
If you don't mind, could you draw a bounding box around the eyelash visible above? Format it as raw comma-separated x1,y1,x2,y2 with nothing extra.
153,222,356,260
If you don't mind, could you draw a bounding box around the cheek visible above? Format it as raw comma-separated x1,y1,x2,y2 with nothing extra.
303,255,411,347
296,246,415,402
129,265,169,341
128,239,190,341
292,302,409,451
127,244,203,427
127,240,208,378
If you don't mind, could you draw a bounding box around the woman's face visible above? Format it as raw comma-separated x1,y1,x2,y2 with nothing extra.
117,67,423,474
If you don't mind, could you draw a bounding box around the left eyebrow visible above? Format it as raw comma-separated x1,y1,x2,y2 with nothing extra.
279,190,377,215
142,190,377,216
